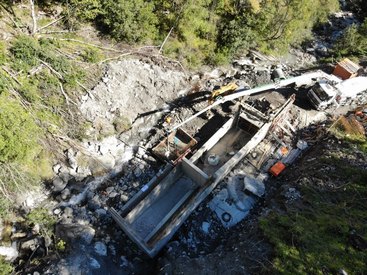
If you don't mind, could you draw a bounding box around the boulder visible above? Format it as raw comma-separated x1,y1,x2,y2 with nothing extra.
52,163,61,174
0,245,18,261
61,188,71,200
53,176,67,192
94,241,107,256
66,149,78,169
244,176,265,197
55,224,95,245
20,237,41,251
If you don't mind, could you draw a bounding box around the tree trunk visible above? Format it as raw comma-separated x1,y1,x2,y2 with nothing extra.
29,0,37,34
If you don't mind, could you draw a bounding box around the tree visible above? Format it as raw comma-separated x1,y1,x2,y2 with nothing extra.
156,0,224,66
333,19,367,57
217,0,339,55
98,0,158,43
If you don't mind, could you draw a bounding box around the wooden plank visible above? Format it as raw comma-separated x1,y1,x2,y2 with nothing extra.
146,122,272,257
214,122,271,179
240,102,268,121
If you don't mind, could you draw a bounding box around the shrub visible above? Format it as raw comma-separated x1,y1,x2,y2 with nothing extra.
81,48,101,63
0,95,41,163
66,0,102,21
26,207,56,236
10,35,40,71
56,239,66,251
333,19,367,57
0,257,13,275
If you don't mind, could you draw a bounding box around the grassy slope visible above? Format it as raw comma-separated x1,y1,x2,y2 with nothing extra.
260,132,367,274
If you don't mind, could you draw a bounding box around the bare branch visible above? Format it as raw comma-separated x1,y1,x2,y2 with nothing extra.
55,38,126,53
1,66,21,85
38,59,64,80
59,82,78,107
76,80,94,99
36,16,65,33
29,0,37,35
98,52,136,64
159,26,174,53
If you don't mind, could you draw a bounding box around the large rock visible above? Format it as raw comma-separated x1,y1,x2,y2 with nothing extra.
55,224,95,245
89,154,116,175
20,237,41,251
0,245,18,261
244,176,265,197
94,241,107,256
53,176,67,192
66,149,78,169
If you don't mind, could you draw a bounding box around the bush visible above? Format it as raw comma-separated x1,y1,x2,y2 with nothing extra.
0,257,13,275
0,95,41,163
81,48,101,63
66,0,102,21
160,0,220,67
217,0,339,56
10,35,41,71
27,207,56,236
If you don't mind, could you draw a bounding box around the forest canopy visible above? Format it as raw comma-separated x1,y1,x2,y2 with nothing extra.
55,0,342,66
5,0,367,66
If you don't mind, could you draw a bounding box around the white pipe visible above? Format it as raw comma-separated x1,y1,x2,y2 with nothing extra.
169,70,337,132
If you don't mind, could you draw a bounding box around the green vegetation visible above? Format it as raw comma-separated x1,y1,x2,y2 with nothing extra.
260,136,367,274
98,0,158,43
27,207,56,236
58,0,341,67
0,96,40,163
333,18,367,58
0,257,13,275
0,5,104,218
56,239,66,251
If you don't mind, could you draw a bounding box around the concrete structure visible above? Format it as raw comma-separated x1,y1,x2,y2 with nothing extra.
110,87,297,257
170,70,340,132
110,107,274,257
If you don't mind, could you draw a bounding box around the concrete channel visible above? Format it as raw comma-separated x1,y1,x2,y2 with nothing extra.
110,91,296,257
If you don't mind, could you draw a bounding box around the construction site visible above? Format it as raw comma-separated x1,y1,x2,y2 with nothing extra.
6,54,366,274
108,58,367,259
1,1,367,273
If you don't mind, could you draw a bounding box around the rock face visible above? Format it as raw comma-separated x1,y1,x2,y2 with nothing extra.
80,59,188,142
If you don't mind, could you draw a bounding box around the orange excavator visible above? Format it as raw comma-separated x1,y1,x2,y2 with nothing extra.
209,82,239,104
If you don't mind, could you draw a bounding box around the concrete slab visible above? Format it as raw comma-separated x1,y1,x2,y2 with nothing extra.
209,189,256,228
129,175,196,240
244,176,265,197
